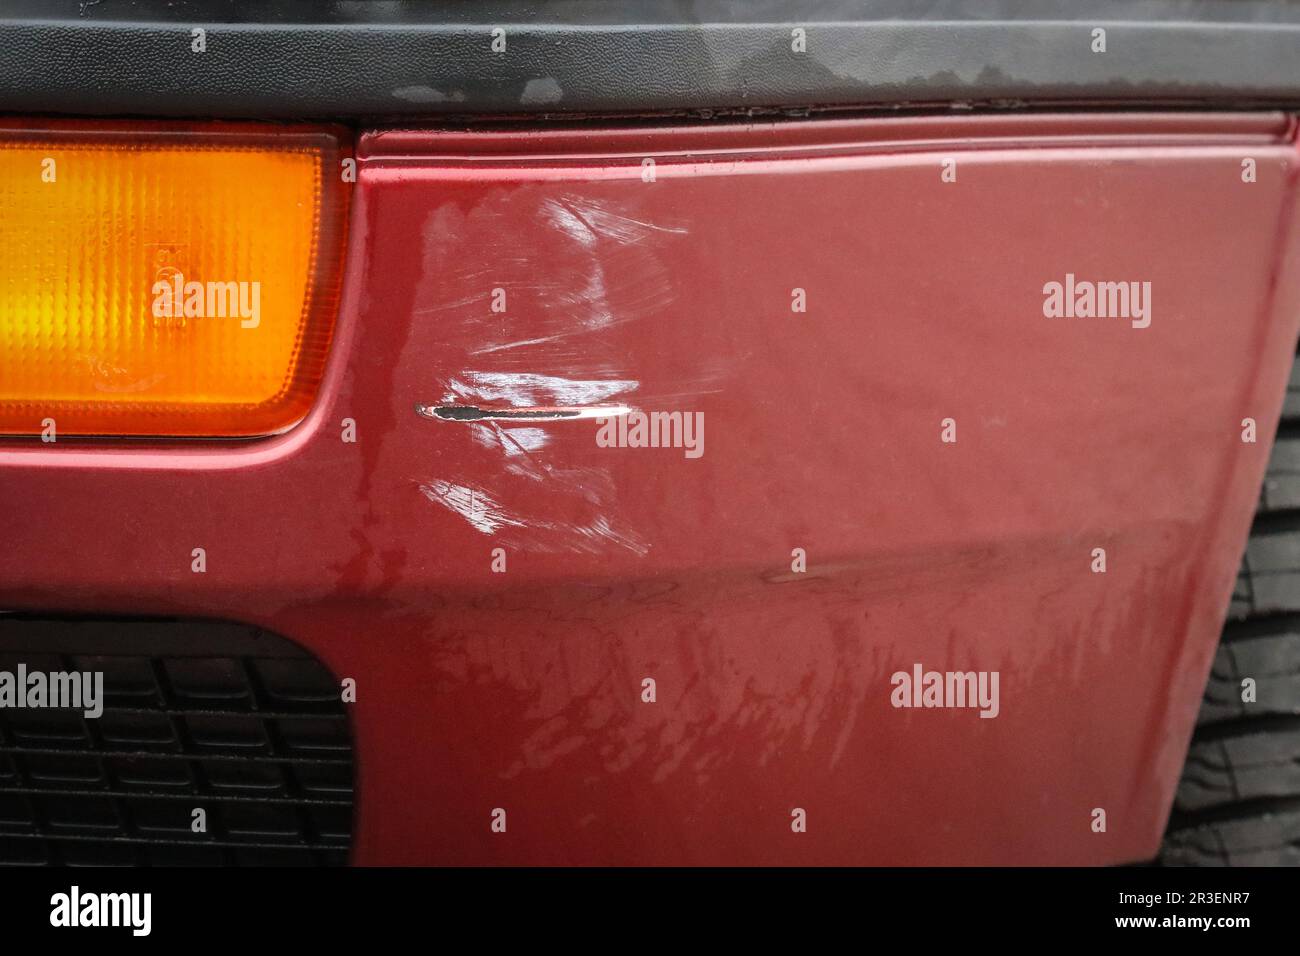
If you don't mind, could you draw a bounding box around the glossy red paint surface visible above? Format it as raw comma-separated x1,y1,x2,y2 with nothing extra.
2,114,1299,864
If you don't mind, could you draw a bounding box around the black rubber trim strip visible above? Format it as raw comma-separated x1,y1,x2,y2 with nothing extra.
4,0,1300,120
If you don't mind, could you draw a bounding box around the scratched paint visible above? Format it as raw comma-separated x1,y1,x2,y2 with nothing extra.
414,191,685,369
416,479,524,535
469,424,550,456
416,471,647,554
442,371,639,408
416,473,649,555
407,188,699,556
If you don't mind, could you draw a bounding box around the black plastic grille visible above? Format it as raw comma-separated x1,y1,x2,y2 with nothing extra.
0,618,353,865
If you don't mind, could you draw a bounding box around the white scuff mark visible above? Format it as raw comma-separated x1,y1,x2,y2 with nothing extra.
564,514,650,557
418,402,631,423
408,194,688,560
468,325,633,355
500,461,614,504
470,424,551,456
520,77,563,105
417,476,650,556
533,199,617,328
504,459,548,483
575,271,613,330
417,480,526,535
541,198,600,249
445,371,638,408
77,354,166,394
470,334,568,355
586,207,689,238
530,197,686,335
420,193,684,355
392,85,466,104
515,510,649,557
413,290,494,315
540,196,688,247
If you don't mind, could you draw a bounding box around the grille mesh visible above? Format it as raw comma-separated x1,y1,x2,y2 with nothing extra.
0,618,353,865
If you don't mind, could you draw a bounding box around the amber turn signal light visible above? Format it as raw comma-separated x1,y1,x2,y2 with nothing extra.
0,121,350,438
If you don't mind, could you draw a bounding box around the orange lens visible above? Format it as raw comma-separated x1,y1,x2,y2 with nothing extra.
0,121,349,438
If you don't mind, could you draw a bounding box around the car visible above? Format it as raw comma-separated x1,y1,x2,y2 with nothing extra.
1,0,1299,873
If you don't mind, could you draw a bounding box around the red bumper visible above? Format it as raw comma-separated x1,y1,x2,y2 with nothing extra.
3,113,1298,864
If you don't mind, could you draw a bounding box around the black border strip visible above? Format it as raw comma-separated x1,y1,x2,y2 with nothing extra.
3,1,1300,120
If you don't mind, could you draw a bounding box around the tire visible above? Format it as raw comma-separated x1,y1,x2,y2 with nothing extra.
1161,350,1300,866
